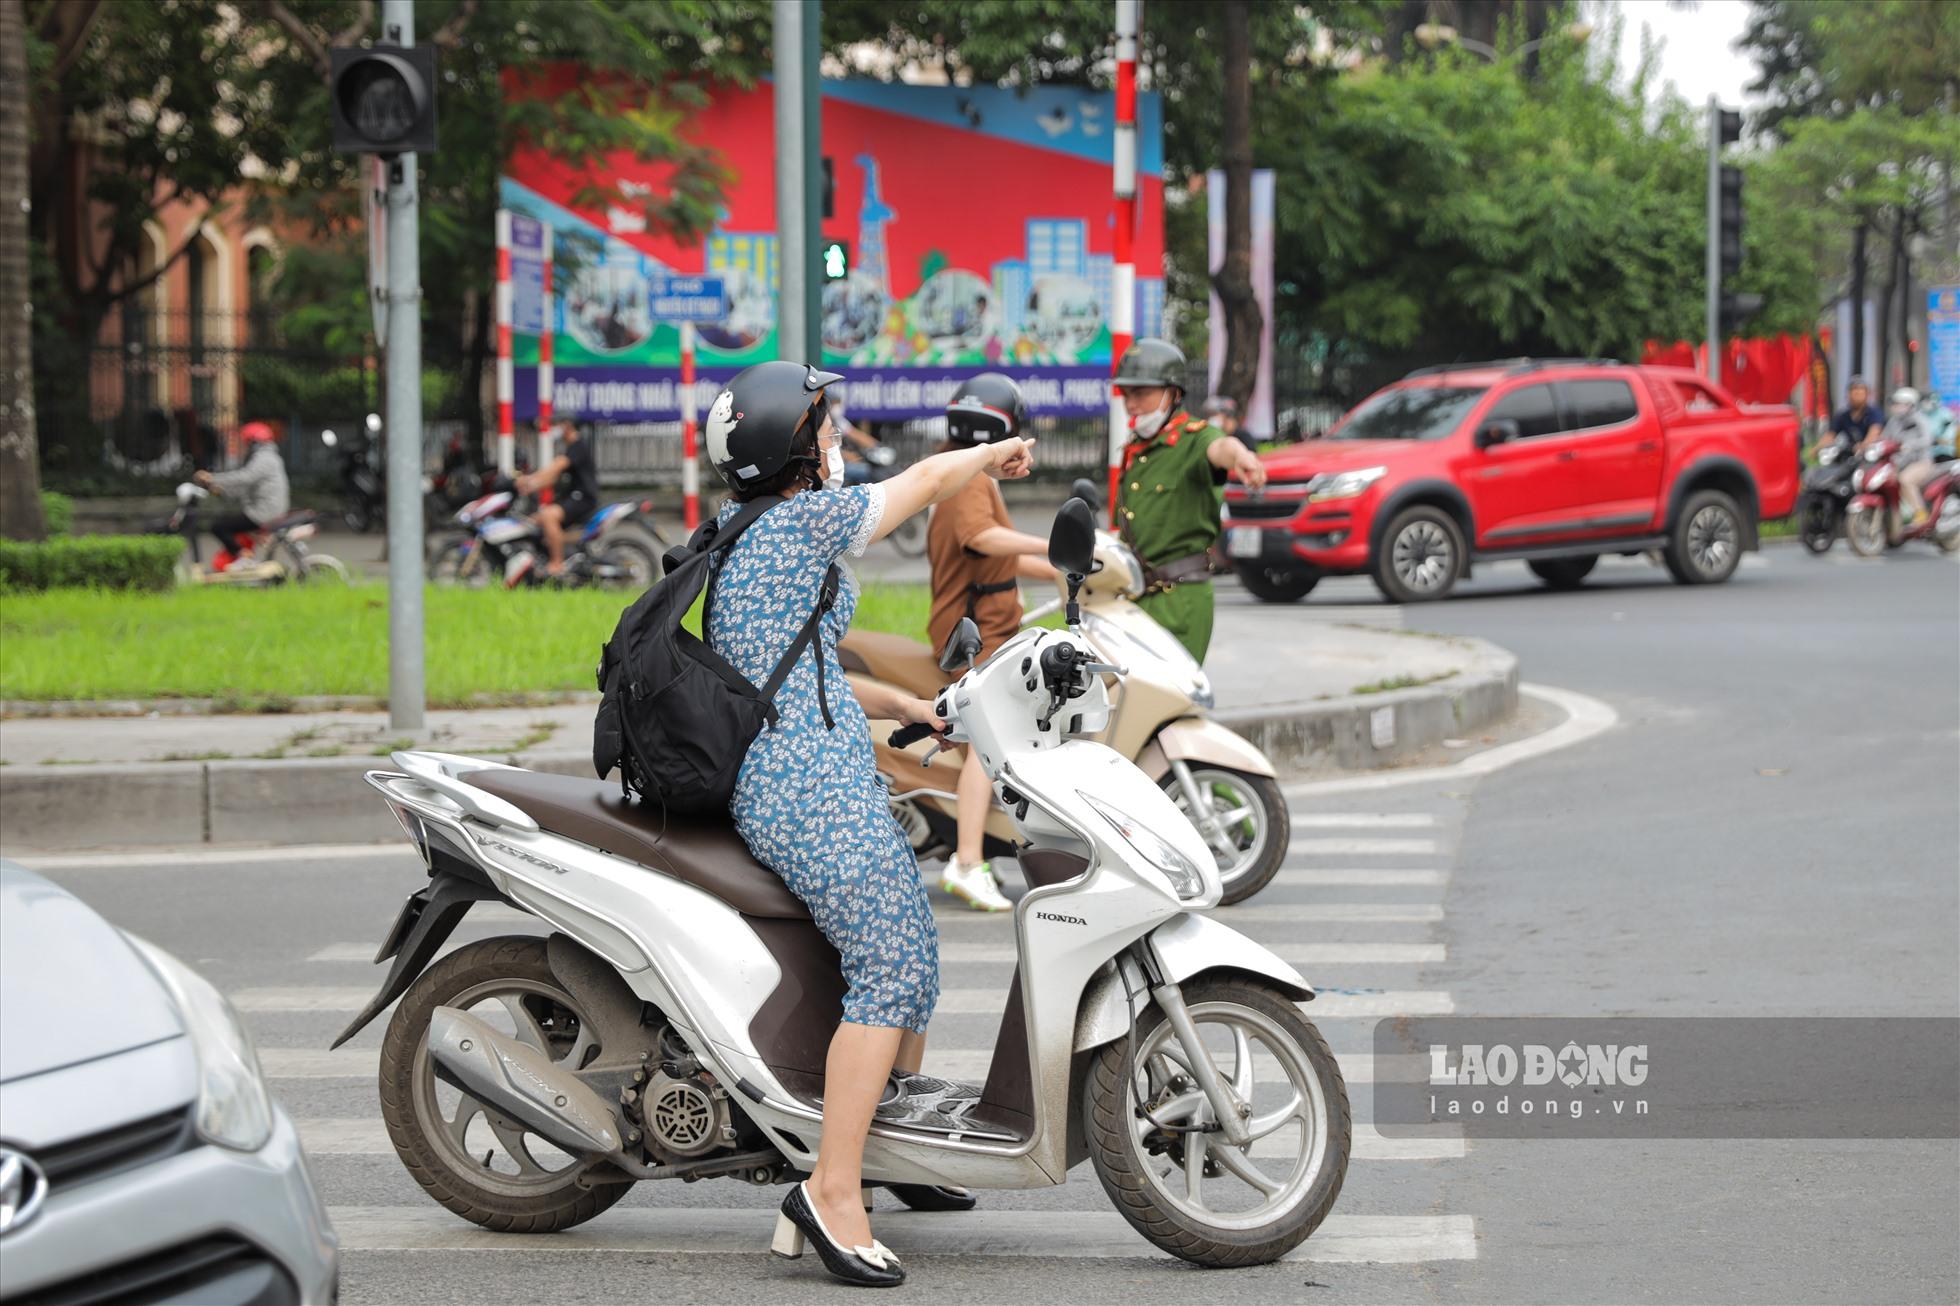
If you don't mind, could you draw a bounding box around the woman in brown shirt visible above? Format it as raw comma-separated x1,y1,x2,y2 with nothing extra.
927,374,1056,911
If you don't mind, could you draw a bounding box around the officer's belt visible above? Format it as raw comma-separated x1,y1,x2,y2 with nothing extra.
1143,552,1216,593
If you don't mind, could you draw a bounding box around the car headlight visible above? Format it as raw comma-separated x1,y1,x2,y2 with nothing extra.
1307,465,1387,501
1080,792,1207,899
129,937,274,1152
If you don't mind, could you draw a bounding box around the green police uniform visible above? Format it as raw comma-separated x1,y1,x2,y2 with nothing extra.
1116,411,1228,661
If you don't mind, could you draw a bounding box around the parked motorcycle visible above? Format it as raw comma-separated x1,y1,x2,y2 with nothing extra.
427,485,663,589
842,479,1290,904
1797,439,1857,554
323,419,386,534
337,499,1348,1265
1844,442,1960,557
159,482,349,586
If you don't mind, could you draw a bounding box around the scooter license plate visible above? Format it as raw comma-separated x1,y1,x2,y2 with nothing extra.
1227,527,1264,559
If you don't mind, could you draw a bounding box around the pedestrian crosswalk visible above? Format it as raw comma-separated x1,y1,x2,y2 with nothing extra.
235,795,1476,1286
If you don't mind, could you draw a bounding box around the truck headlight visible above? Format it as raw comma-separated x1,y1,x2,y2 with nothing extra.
1307,465,1387,501
1080,792,1207,899
129,937,275,1152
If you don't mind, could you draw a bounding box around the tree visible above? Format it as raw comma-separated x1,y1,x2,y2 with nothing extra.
2,0,45,539
1210,0,1262,411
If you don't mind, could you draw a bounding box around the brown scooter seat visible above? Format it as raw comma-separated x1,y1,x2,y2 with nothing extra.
838,630,944,699
464,769,811,920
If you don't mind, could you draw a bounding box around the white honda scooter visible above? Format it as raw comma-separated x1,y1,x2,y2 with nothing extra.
336,499,1349,1266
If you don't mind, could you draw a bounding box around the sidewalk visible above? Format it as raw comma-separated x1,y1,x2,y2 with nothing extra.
0,600,1518,850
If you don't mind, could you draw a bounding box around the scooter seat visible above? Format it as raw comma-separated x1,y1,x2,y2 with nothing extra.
838,630,945,699
463,769,812,921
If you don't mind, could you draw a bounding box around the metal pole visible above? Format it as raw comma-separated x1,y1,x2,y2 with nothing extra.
539,225,555,431
382,0,424,732
1110,0,1139,523
680,321,700,530
494,209,514,476
1705,95,1721,384
773,0,809,362
800,3,823,357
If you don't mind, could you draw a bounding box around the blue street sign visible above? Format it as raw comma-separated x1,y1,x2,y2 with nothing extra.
1928,287,1960,415
649,275,729,322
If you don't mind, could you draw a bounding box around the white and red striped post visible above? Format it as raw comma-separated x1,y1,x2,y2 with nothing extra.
680,320,700,530
1109,0,1139,523
494,209,515,475
538,225,555,435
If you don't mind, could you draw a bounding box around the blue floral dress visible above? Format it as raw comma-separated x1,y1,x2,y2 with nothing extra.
707,484,940,1034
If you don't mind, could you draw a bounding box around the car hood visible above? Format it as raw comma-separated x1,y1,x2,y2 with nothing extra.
1257,439,1436,481
0,862,184,1082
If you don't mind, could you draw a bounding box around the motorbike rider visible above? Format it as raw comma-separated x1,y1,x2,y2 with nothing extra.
1816,376,1881,460
515,418,599,577
193,420,289,565
1919,389,1956,460
1881,388,1937,527
927,373,1058,914
703,361,1034,1286
1112,338,1268,660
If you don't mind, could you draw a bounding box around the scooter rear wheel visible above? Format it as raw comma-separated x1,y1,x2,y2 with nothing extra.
1082,977,1350,1267
379,936,633,1232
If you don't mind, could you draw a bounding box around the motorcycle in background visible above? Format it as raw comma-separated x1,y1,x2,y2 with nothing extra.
1797,439,1857,554
323,418,385,534
335,499,1348,1265
1844,441,1960,557
159,483,350,586
428,486,664,590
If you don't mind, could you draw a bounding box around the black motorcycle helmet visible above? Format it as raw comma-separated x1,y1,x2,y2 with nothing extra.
945,372,1028,446
706,360,845,494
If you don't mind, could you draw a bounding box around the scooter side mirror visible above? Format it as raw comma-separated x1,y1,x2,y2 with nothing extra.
939,616,984,674
321,429,338,448
1050,497,1098,576
1069,476,1103,512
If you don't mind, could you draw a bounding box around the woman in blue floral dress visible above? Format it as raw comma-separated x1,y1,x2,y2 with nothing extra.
701,362,1034,1286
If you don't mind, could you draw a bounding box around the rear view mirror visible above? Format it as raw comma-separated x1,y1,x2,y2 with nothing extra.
1049,497,1098,577
939,617,983,673
1069,476,1103,512
1474,419,1520,449
320,429,338,448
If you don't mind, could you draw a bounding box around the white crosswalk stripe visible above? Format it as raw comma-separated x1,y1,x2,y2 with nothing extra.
307,939,1444,966
1289,813,1437,829
1286,837,1439,855
236,985,1454,1018
323,1205,1477,1262
1273,868,1447,887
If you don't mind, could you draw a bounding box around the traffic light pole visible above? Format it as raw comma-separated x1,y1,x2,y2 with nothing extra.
382,0,425,732
772,0,822,363
1705,95,1721,384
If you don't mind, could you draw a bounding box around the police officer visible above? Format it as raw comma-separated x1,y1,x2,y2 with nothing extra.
1112,338,1267,661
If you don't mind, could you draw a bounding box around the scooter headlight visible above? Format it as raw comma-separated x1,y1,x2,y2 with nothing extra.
1080,792,1207,899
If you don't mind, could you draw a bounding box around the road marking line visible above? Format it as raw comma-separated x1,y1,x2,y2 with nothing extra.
237,985,1454,1018
1289,813,1437,829
1274,869,1446,888
1286,837,1439,855
1212,903,1443,923
11,843,410,870
1284,683,1617,797
931,941,1443,965
322,1206,1477,1261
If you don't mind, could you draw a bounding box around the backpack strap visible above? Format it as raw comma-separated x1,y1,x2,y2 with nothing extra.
760,564,842,731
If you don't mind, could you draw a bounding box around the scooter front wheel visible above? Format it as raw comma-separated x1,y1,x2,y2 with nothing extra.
1082,977,1350,1267
1845,506,1887,558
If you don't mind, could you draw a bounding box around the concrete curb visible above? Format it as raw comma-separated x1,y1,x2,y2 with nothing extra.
0,637,1517,849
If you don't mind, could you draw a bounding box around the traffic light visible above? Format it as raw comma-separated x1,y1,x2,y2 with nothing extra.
1720,291,1763,335
330,45,438,156
1717,165,1744,279
821,240,850,281
1715,108,1743,148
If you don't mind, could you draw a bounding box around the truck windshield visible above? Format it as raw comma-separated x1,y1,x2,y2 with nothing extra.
1330,386,1487,441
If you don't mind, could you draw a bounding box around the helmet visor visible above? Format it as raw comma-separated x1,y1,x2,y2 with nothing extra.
946,400,1015,444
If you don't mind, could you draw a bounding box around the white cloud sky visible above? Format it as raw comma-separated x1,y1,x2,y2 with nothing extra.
1594,0,1764,109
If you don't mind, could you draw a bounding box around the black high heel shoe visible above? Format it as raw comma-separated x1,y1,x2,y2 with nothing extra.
772,1181,906,1288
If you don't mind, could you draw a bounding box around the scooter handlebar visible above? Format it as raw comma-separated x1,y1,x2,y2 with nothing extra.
887,722,937,749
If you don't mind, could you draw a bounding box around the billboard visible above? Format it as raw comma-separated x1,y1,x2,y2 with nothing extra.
502,72,1165,422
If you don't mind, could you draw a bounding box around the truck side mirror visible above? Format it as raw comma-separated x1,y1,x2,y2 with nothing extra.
1475,419,1520,449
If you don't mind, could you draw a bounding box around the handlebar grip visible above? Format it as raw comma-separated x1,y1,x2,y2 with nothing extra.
887,722,936,749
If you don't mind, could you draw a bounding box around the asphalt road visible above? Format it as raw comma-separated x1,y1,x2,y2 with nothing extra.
23,542,1958,1304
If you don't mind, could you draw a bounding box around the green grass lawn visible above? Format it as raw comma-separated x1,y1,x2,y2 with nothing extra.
0,580,940,707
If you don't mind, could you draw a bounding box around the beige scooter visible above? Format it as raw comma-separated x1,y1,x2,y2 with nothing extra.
843,485,1288,903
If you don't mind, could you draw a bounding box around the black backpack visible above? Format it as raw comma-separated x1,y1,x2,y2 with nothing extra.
592,495,838,815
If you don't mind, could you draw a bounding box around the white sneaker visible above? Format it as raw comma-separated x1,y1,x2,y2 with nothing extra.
941,859,1012,912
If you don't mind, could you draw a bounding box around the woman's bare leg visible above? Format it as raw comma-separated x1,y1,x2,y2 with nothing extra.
808,1022,904,1249
894,1029,927,1074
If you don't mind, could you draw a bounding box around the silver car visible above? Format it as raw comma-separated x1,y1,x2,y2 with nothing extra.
0,862,338,1303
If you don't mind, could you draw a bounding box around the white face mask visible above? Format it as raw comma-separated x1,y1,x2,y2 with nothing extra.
1130,399,1171,442
823,449,844,493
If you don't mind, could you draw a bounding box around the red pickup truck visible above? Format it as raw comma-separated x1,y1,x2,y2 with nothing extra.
1222,359,1800,603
